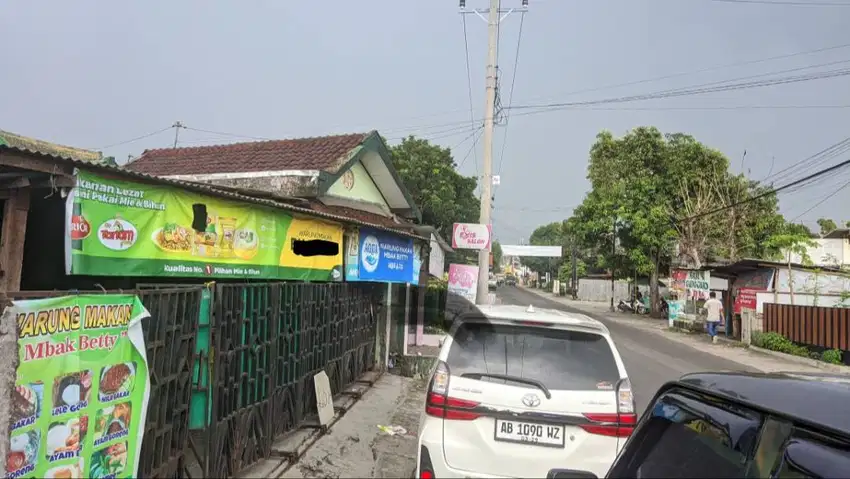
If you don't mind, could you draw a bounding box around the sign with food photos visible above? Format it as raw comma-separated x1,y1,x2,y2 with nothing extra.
66,169,344,281
5,294,150,479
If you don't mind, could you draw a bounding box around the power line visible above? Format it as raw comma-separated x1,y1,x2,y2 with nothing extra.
509,64,850,111
790,177,850,222
495,10,526,178
679,154,850,223
512,40,850,105
700,0,850,6
461,14,481,179
762,136,850,186
93,126,172,150
458,127,485,169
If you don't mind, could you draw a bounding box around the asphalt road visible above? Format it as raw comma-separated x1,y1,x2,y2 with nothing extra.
496,286,757,414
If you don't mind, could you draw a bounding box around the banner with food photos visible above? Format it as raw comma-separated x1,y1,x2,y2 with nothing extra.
6,294,150,479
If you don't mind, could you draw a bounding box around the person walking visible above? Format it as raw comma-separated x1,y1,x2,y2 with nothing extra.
703,292,724,344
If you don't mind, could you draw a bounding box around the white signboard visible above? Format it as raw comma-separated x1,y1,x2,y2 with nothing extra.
452,223,492,250
428,233,445,277
501,245,562,257
446,263,479,314
314,370,335,426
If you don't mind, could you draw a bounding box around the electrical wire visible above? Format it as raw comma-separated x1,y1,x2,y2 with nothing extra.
761,136,850,186
678,154,850,223
461,13,481,183
93,126,172,150
508,65,850,112
789,178,850,222
513,40,850,106
458,128,485,169
495,11,526,178
700,0,850,6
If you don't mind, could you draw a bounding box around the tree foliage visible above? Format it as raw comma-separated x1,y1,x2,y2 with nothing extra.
389,136,480,240
817,218,837,236
532,127,789,315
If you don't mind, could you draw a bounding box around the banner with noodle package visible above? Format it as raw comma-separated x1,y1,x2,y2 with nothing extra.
65,169,343,281
5,294,150,479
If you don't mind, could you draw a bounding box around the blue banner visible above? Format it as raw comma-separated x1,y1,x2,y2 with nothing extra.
348,228,416,284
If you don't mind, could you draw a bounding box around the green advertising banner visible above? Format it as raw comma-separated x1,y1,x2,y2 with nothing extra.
5,294,150,479
66,170,344,280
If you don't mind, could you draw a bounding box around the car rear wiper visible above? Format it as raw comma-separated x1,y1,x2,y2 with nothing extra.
460,372,552,399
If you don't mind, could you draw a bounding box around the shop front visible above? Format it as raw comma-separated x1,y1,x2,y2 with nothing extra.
65,170,344,281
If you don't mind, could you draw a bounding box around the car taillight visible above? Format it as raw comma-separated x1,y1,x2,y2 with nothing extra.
420,470,435,479
581,412,637,437
425,361,481,420
581,377,637,437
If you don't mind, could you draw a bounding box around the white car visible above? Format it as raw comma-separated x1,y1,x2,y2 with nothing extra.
416,305,635,479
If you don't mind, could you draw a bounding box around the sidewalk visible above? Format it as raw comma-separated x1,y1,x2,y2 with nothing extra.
240,373,424,478
520,287,848,376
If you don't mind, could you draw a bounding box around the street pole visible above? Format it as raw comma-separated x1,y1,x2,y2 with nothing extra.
571,242,578,299
610,216,616,312
172,121,183,148
475,0,500,305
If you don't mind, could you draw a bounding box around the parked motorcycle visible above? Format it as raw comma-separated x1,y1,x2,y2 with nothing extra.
617,298,638,313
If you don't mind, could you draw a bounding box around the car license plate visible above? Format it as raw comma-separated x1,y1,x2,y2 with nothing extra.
494,419,565,447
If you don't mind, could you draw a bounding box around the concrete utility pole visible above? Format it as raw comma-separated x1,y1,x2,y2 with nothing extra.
461,0,527,304
475,0,500,305
172,121,184,148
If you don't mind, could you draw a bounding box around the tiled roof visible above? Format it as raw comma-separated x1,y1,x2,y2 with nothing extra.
0,129,105,164
126,131,373,176
306,200,418,230
0,143,428,241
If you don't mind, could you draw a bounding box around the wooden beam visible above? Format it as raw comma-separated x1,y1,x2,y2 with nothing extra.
0,151,74,176
0,188,31,293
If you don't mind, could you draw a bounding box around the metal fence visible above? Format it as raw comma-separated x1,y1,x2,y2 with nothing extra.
5,281,380,478
204,282,379,477
764,302,850,352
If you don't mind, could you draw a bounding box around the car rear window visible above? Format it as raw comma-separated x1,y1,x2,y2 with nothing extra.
446,322,620,391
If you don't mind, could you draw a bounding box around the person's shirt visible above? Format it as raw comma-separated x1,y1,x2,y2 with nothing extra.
704,298,724,322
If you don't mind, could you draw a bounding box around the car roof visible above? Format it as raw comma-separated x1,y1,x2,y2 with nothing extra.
677,371,850,434
458,304,610,335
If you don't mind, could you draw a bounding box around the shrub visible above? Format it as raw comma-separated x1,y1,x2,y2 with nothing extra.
821,349,843,365
752,331,809,357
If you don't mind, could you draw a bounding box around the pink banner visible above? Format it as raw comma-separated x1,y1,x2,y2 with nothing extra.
452,223,492,250
447,263,479,303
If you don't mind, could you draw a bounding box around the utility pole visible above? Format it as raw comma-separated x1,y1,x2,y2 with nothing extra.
474,0,500,305
172,121,184,148
610,216,617,312
461,0,527,304
571,242,578,300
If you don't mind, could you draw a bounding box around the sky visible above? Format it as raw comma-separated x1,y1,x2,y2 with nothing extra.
3,0,850,245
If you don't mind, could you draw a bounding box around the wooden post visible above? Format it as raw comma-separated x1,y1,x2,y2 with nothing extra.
0,188,30,292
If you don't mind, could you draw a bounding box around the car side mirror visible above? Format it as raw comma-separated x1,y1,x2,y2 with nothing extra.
546,469,598,479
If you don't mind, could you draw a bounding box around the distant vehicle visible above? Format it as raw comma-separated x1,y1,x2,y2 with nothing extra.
549,371,850,478
506,276,517,286
416,304,634,479
488,278,498,290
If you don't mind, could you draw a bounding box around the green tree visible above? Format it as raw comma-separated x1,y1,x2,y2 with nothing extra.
765,224,818,305
522,222,565,276
389,136,480,239
817,218,837,236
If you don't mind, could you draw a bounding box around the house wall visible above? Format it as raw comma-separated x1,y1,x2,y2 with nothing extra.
786,238,848,266
326,161,388,207
166,172,320,197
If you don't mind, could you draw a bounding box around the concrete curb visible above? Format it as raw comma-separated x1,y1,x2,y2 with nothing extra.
747,345,850,375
